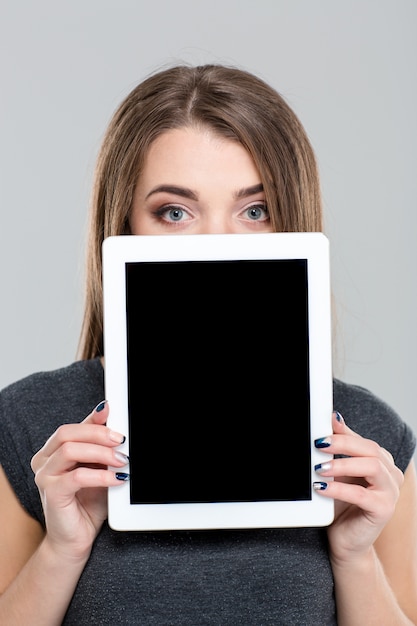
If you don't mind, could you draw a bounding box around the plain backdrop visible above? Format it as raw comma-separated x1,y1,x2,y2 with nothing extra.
1,1,416,462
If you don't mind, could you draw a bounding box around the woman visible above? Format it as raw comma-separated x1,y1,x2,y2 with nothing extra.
0,64,416,625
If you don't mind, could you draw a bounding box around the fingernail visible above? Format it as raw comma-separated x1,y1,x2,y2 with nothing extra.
314,437,331,448
109,431,126,444
314,462,332,473
115,472,130,481
95,400,107,412
334,411,344,424
313,481,328,491
114,451,129,465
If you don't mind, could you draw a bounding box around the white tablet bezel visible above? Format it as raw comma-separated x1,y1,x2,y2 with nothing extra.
103,232,334,531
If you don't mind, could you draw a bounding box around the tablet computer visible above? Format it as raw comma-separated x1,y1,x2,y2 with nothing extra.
103,232,334,531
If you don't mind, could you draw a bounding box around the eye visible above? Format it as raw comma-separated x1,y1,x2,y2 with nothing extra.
242,203,269,222
153,204,193,224
166,207,184,222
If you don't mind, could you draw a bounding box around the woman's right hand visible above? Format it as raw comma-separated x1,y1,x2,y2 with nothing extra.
31,401,128,561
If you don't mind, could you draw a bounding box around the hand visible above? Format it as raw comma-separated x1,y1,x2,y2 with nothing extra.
31,401,128,561
313,411,404,565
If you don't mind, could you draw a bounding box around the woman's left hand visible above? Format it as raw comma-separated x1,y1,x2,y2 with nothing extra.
313,411,404,565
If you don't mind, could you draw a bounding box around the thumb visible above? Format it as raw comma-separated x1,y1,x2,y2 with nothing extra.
332,410,346,434
83,400,109,425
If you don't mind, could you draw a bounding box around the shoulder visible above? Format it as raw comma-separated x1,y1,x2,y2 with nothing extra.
333,378,416,472
0,358,104,443
1,358,103,402
0,358,104,521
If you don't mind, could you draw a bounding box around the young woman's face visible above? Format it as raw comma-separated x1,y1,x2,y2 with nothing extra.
130,127,273,235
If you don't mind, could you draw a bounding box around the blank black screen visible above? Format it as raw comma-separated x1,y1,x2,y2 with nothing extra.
126,259,311,504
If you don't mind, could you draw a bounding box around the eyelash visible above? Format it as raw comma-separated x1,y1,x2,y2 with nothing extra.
243,203,269,221
151,202,270,224
152,204,190,223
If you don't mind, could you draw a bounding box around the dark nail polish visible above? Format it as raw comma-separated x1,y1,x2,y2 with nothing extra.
314,461,332,473
115,472,130,481
95,400,107,412
313,481,328,491
314,437,331,448
334,411,344,424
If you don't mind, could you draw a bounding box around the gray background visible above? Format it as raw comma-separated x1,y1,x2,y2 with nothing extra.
1,1,416,462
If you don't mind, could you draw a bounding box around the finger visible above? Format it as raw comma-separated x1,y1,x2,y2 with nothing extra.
80,401,126,445
331,410,360,437
327,411,400,480
314,456,404,490
39,441,129,477
316,411,396,468
39,466,130,506
315,432,398,473
32,423,125,468
313,478,399,518
83,400,109,425
332,410,344,429
31,403,125,472
313,469,402,524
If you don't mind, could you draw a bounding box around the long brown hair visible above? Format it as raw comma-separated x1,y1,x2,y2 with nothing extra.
78,63,323,360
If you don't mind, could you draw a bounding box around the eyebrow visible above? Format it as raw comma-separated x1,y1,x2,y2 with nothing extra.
145,183,264,201
145,185,198,201
234,183,264,199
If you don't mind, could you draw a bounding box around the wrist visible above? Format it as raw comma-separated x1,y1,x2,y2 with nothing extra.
40,534,92,570
330,545,377,576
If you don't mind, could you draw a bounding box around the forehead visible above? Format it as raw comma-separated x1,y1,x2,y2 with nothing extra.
139,127,261,187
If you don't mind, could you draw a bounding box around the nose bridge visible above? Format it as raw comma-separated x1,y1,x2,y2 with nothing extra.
201,211,235,234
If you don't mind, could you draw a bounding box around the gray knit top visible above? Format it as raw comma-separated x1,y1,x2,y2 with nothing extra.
0,358,415,625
